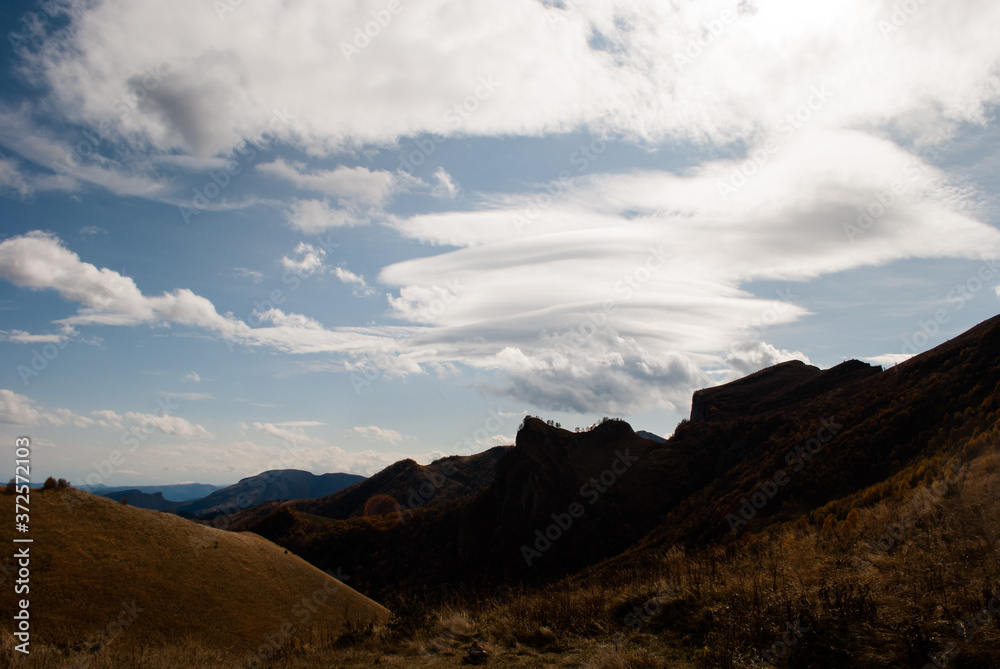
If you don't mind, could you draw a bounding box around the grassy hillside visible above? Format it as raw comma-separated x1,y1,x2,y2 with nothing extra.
0,488,388,660
231,315,1000,605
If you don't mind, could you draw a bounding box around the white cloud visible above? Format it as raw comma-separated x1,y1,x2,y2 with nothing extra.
182,371,201,383
125,411,214,439
0,108,168,198
79,225,106,235
0,329,66,344
333,266,376,297
19,0,1000,159
431,167,459,199
0,389,93,427
91,409,124,430
251,421,321,445
864,353,914,368
286,198,367,232
0,390,212,437
352,425,409,444
230,267,265,283
0,159,32,197
280,242,326,277
258,159,397,206
724,341,812,377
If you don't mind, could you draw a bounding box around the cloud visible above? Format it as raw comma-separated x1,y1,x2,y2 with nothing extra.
158,392,211,401
352,425,409,444
0,390,212,437
724,341,812,376
251,421,321,445
431,167,459,199
333,266,376,297
0,108,168,198
79,225,106,235
0,389,94,427
478,332,712,415
229,267,265,283
258,159,406,231
124,411,214,439
258,159,397,206
280,242,327,277
286,198,368,232
864,353,913,367
19,0,1000,158
0,158,32,197
0,329,66,344
182,371,200,383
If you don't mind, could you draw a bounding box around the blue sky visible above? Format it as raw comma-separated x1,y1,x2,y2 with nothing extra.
1,0,999,486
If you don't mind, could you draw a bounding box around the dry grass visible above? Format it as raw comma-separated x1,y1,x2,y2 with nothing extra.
0,488,387,658
3,447,998,668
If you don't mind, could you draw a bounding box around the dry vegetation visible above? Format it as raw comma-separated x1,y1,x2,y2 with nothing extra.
4,445,997,668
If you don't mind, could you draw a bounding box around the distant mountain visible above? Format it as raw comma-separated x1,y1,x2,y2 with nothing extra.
78,482,223,501
178,469,364,517
101,489,179,511
232,314,1000,601
226,446,510,530
0,488,387,652
635,430,666,443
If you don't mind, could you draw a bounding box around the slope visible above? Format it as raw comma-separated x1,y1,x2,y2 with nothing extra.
178,469,364,517
0,488,388,653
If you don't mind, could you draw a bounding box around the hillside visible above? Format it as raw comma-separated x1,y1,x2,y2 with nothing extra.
178,469,365,517
101,488,179,511
80,482,222,501
0,488,388,655
225,446,510,532
233,314,1000,605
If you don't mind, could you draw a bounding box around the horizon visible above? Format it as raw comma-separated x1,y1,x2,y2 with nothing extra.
2,0,1000,487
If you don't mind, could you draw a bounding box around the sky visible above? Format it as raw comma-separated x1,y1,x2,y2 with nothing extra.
1,0,999,487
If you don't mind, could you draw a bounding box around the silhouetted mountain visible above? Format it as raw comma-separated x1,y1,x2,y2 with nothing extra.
101,489,179,511
178,469,364,517
79,482,222,501
229,314,1000,603
635,430,666,443
225,447,510,531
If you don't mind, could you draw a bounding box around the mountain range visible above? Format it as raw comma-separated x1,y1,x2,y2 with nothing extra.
6,313,1000,667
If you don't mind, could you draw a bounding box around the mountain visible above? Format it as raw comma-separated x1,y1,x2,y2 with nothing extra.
0,488,387,654
76,482,222,501
101,489,179,511
177,469,365,517
226,446,511,530
231,314,1000,603
635,430,666,443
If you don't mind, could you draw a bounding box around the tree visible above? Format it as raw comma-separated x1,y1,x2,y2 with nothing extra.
42,476,57,491
4,479,14,495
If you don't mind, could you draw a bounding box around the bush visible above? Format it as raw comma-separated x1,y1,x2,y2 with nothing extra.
387,601,431,638
42,476,57,491
335,616,376,647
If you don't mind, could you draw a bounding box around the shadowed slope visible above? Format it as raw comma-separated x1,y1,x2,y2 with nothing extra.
0,488,388,652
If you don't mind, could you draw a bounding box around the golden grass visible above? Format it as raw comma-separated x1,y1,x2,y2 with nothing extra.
2,445,998,668
0,488,387,659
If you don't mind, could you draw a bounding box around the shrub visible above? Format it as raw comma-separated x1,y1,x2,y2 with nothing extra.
387,601,431,638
